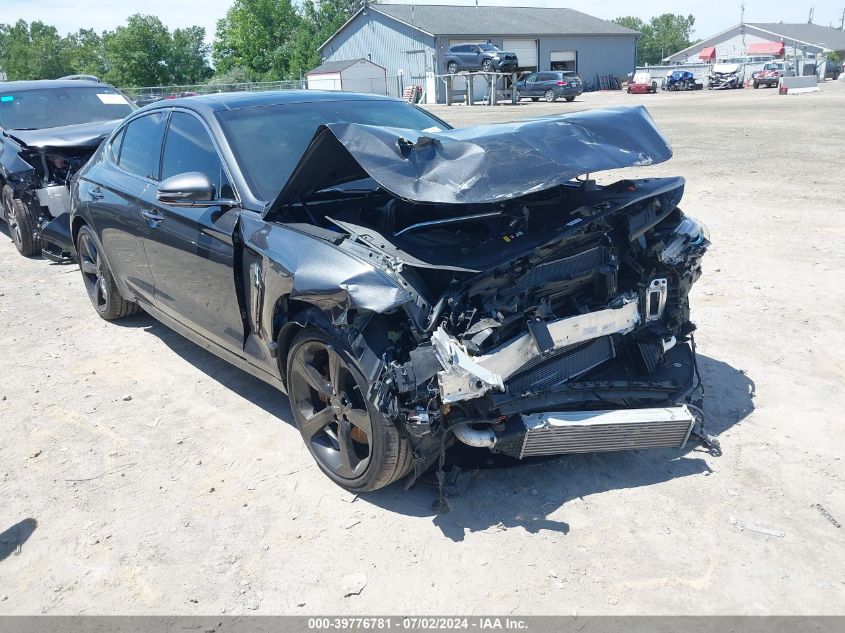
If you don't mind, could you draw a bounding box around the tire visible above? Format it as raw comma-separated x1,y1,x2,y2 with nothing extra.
514,90,521,101
531,97,539,102
447,61,458,74
565,96,575,102
544,89,557,102
75,225,140,320
651,82,658,93
2,185,44,257
753,81,759,89
481,59,494,73
286,328,413,492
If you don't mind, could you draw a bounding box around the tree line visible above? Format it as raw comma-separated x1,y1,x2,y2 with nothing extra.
0,0,359,87
1,3,697,87
612,14,698,66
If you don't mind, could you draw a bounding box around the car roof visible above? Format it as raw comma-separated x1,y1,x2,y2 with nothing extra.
0,79,108,91
137,89,400,114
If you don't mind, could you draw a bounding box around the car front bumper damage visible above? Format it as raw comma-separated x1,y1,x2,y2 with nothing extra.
432,291,698,457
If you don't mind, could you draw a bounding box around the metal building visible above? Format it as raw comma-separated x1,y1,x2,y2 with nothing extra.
317,3,638,103
306,59,388,94
663,22,845,64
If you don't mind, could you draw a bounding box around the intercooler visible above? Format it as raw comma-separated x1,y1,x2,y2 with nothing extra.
493,406,696,458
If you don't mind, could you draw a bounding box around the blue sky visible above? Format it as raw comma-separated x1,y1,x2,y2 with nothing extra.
6,0,845,45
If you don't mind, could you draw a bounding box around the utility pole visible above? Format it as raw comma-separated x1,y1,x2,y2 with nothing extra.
808,7,814,23
840,8,844,30
740,4,746,50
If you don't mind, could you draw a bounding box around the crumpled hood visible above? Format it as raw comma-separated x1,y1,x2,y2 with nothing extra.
266,105,672,214
5,119,122,150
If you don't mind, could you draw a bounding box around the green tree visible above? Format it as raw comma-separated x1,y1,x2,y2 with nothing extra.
102,15,175,87
169,26,213,84
213,0,302,81
64,29,107,77
101,15,212,88
213,0,362,81
0,20,75,80
290,0,361,76
614,13,696,65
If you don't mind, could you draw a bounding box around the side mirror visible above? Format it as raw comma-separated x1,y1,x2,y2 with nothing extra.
157,172,215,206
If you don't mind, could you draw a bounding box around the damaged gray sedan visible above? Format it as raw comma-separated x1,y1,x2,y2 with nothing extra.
69,92,709,492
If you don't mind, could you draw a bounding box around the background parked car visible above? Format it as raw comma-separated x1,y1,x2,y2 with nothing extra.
515,71,582,102
822,60,841,80
444,43,518,74
628,71,658,94
0,79,134,259
136,94,165,107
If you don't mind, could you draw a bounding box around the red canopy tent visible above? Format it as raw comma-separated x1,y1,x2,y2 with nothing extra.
747,41,785,56
698,46,716,61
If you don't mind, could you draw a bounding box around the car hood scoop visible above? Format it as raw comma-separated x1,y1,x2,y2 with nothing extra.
265,105,672,216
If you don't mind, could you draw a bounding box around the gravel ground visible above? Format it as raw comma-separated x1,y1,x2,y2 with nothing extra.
1,81,843,615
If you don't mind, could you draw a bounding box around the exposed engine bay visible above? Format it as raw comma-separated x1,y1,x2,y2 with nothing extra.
1,124,115,260
276,175,708,467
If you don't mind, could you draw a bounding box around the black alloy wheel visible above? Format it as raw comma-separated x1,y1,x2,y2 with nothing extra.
76,225,139,320
447,61,458,74
481,59,494,73
2,185,43,257
286,328,413,492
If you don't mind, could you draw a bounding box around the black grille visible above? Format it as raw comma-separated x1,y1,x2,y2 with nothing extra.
506,336,615,396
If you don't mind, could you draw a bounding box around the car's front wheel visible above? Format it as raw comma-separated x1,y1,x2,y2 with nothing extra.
447,61,458,74
2,185,44,257
481,59,494,72
544,89,557,102
76,225,140,320
286,328,413,492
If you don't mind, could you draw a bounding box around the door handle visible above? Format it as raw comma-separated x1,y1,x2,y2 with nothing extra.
89,186,104,201
140,209,164,226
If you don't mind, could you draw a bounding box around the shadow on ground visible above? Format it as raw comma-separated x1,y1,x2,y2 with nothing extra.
0,518,38,562
115,312,755,541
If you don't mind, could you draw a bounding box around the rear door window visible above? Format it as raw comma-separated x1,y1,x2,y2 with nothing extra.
118,112,166,180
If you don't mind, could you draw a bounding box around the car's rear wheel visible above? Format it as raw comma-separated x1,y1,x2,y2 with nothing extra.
76,225,139,320
447,61,458,74
481,59,494,73
2,185,44,257
544,89,557,102
286,328,413,492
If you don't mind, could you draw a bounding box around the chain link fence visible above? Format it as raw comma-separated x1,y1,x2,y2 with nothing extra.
121,79,307,102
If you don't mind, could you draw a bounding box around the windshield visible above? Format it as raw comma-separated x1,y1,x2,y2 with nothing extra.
218,100,450,201
478,44,500,52
0,87,134,131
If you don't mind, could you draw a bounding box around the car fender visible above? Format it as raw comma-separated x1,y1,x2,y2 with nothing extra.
239,213,414,358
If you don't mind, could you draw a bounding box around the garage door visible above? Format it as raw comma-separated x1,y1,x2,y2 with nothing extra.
503,38,538,71
551,50,577,72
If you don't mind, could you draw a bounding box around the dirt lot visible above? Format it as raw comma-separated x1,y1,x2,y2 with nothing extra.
1,82,844,615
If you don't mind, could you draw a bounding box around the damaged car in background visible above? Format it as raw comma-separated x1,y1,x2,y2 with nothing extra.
0,79,134,259
69,92,710,493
